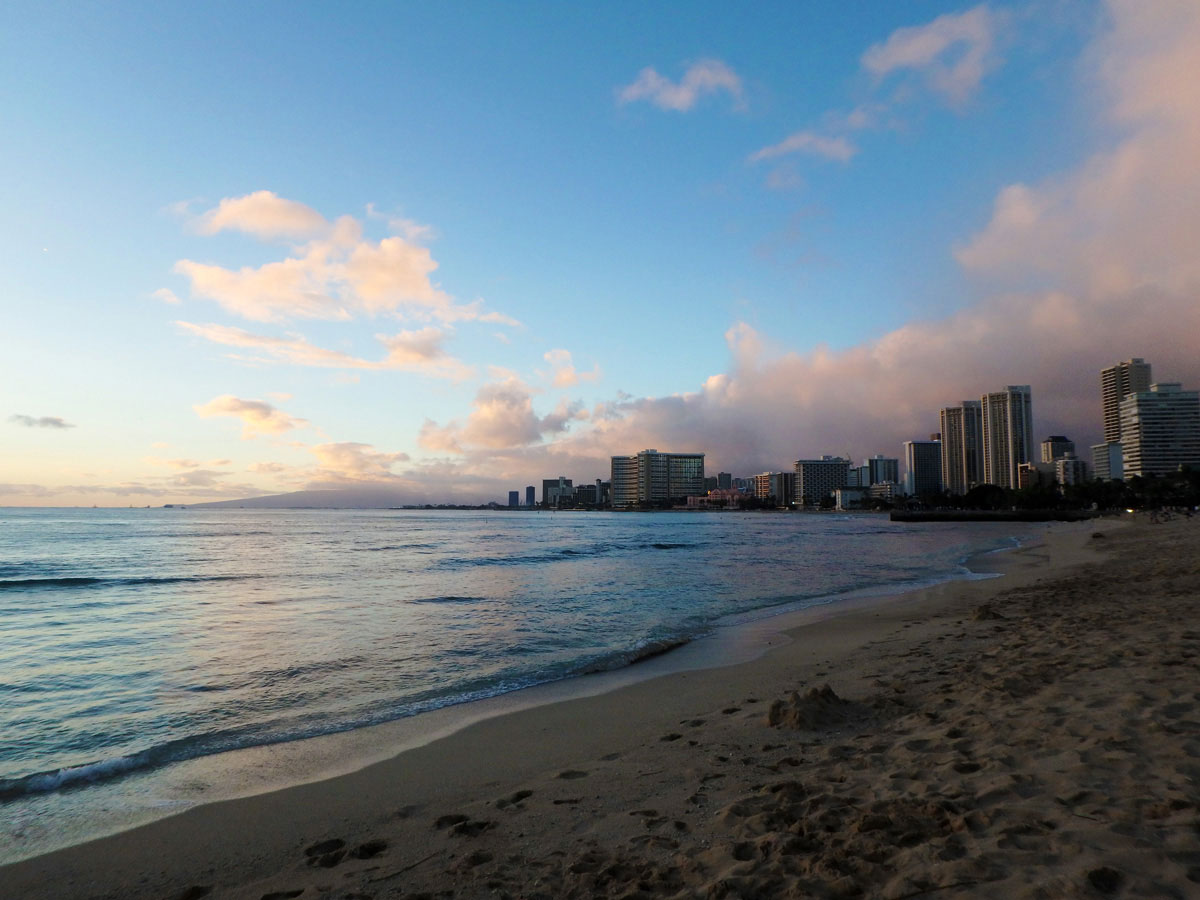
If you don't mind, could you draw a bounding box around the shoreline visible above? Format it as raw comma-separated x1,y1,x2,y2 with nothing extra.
0,518,1135,898
0,523,1034,868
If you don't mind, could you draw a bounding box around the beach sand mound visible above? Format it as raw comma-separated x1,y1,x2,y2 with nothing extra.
765,684,862,730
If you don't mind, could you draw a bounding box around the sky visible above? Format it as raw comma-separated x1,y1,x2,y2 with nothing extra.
3,0,1199,505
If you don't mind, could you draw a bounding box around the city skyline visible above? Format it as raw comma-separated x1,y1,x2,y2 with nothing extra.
4,2,1200,506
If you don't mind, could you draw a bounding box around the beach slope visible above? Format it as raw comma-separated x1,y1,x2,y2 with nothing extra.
5,518,1199,899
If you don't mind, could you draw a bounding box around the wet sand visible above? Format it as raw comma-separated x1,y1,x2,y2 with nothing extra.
5,515,1199,899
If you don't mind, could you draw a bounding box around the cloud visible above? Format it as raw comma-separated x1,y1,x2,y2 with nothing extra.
748,131,857,163
618,59,744,112
173,192,512,325
9,414,74,429
543,349,601,388
177,321,474,381
861,4,1002,108
419,376,587,454
308,442,411,483
193,395,308,438
151,288,182,305
955,0,1200,300
196,190,329,240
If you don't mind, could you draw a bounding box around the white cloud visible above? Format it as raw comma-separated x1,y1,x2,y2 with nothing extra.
151,288,182,305
543,348,601,388
177,321,473,381
861,4,1002,108
173,192,512,326
196,190,329,240
193,395,308,439
748,131,857,163
618,59,744,112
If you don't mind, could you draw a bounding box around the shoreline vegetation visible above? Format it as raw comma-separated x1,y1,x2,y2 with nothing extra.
6,515,1199,898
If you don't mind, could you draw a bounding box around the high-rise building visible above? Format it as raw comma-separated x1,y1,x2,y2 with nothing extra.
525,485,535,507
508,490,520,507
610,449,705,507
939,401,983,495
1040,436,1076,463
1055,456,1089,486
1091,442,1124,481
903,440,943,497
981,386,1033,489
1118,383,1200,478
717,472,732,490
542,477,573,506
1101,358,1152,444
865,455,900,486
793,456,849,507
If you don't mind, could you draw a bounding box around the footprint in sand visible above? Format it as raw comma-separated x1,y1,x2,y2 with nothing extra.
496,789,533,809
599,752,621,761
177,888,212,900
721,707,741,714
557,769,588,779
451,819,494,837
660,733,682,742
304,837,348,868
260,892,304,900
435,814,470,829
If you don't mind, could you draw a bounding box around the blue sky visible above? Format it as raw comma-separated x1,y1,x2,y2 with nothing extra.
3,1,1198,504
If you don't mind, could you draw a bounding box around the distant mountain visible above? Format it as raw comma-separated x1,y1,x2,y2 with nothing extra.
187,488,429,509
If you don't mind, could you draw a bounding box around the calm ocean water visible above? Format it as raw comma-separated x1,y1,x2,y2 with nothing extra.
0,507,1035,861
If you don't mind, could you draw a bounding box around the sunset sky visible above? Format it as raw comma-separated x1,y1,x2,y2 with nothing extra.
3,1,1199,505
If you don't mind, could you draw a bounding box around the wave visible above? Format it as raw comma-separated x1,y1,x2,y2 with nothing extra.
434,541,635,569
0,630,703,803
407,595,487,604
0,574,259,592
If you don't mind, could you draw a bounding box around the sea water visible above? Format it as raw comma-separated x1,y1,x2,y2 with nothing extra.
0,507,1035,862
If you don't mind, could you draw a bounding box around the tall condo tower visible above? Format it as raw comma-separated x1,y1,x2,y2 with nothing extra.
981,386,1034,489
1118,383,1200,478
1101,358,1152,443
939,401,983,495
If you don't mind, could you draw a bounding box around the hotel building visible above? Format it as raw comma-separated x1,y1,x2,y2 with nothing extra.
903,440,943,497
939,401,983,495
1101,358,1152,444
981,386,1033,490
792,457,850,507
610,449,705,507
1118,383,1200,478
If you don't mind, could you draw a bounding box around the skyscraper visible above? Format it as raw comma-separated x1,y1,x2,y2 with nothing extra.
1118,383,1200,478
981,386,1033,489
1101,358,1152,444
939,401,983,495
525,485,535,507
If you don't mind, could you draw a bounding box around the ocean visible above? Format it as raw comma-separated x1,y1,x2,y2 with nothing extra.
0,507,1036,862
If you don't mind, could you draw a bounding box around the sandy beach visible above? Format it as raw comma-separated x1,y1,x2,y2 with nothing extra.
4,516,1199,900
